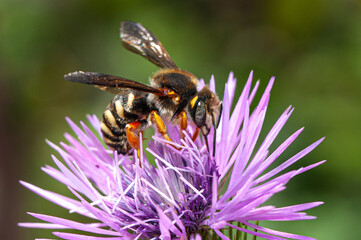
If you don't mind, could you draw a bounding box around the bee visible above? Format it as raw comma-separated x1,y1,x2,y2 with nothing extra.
65,21,222,156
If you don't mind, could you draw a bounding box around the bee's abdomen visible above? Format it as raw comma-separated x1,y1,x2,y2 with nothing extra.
101,106,130,154
101,90,150,154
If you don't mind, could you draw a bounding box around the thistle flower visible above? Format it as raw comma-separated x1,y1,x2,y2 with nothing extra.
20,72,325,240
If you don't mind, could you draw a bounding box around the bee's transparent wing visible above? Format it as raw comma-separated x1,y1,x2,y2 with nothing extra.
121,21,178,69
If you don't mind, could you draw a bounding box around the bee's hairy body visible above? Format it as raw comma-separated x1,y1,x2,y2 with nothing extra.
101,69,198,154
65,21,222,155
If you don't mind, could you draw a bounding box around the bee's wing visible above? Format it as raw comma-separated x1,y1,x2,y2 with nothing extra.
64,71,164,95
121,21,178,69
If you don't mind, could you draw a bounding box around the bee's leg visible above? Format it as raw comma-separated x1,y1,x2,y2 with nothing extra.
149,111,172,142
177,111,200,143
192,127,200,142
126,120,147,159
178,111,187,140
149,110,182,150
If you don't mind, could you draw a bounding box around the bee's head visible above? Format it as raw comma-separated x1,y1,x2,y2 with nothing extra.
189,86,222,136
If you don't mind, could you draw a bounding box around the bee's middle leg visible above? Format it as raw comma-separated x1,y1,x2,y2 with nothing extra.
149,110,182,150
149,111,172,142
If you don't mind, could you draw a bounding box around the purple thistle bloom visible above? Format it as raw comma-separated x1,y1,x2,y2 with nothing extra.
20,72,325,240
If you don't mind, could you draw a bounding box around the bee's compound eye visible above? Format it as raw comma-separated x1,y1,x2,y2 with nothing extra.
195,101,207,126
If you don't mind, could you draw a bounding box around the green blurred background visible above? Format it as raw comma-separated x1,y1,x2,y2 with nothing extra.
1,0,360,239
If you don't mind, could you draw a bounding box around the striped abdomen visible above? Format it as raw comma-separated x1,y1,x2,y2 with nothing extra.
101,90,150,154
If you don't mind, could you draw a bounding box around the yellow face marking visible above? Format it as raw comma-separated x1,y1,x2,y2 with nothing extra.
127,93,135,108
115,100,124,118
174,96,180,103
104,110,117,126
101,121,114,136
190,95,198,108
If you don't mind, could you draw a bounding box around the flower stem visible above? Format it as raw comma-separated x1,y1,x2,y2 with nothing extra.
252,221,259,240
236,222,242,240
243,224,248,240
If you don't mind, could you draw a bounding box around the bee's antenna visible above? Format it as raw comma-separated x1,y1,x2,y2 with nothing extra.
212,103,222,158
216,103,223,128
212,125,217,157
204,135,210,153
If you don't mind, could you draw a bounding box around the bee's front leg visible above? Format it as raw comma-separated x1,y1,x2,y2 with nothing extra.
178,111,188,139
192,127,200,142
178,111,200,142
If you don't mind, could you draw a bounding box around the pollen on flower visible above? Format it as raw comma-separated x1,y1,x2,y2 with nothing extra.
19,72,324,240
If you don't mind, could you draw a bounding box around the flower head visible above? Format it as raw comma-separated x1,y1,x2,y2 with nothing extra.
20,72,325,240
